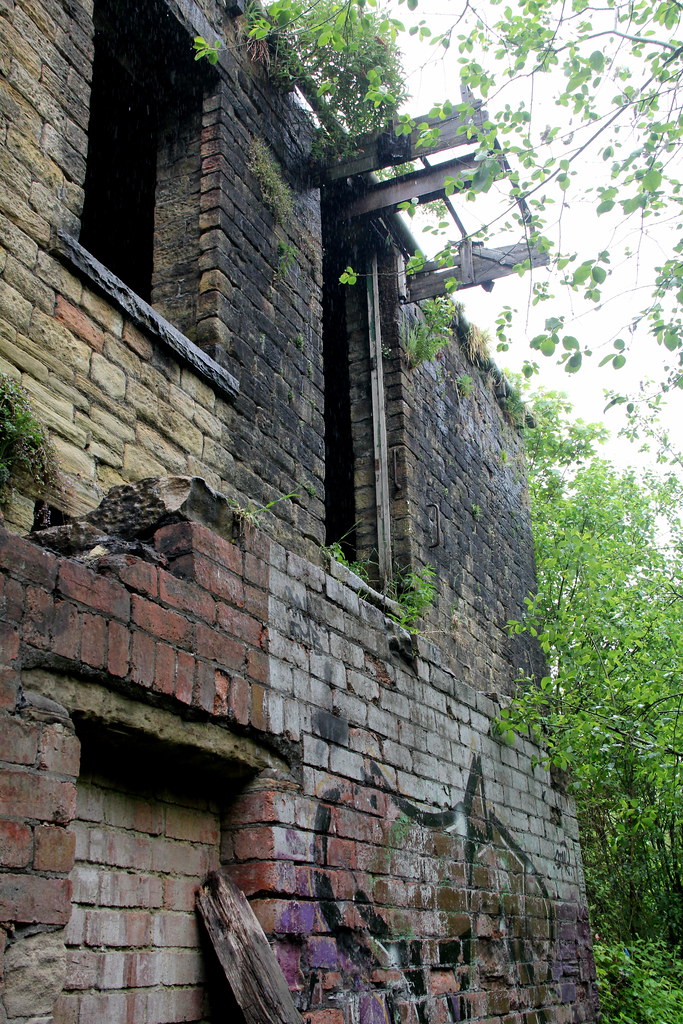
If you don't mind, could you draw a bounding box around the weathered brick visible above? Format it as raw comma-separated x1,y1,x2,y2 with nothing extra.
58,561,130,620
0,530,58,587
80,612,108,669
107,619,130,677
158,569,215,621
34,824,76,872
131,594,193,648
0,818,32,868
195,622,244,670
0,873,72,924
130,630,155,688
0,769,76,824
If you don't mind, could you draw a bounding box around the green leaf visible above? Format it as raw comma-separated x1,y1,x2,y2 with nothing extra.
592,266,607,284
642,168,662,192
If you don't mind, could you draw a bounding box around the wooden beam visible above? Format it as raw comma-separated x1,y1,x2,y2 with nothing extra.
366,254,393,588
344,154,478,218
323,106,487,181
407,243,549,301
197,871,304,1024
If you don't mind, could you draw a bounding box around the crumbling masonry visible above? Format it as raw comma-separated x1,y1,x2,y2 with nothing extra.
0,0,599,1021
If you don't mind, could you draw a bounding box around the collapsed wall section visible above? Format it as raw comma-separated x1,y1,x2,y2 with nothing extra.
0,501,598,1022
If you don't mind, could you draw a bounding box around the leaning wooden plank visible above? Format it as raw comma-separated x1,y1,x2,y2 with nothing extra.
407,243,549,301
344,153,479,218
197,871,304,1024
323,107,487,181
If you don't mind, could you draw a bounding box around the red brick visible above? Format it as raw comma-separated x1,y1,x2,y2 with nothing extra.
227,860,289,897
119,559,158,597
191,523,243,573
108,619,129,677
23,586,57,652
195,622,244,670
0,769,76,824
216,604,263,647
0,819,32,867
81,613,107,669
154,521,194,559
244,583,268,621
58,561,130,620
174,650,195,704
158,569,215,622
0,873,72,924
38,723,80,776
228,675,250,726
1,715,39,765
246,647,269,685
131,595,193,647
0,621,20,666
130,631,155,688
55,294,105,350
34,824,76,872
192,554,244,605
0,531,58,588
153,643,176,695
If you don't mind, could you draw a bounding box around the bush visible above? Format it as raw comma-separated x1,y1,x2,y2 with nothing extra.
595,939,683,1024
0,374,58,503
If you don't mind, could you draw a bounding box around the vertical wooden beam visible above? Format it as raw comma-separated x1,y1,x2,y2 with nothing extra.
366,254,392,588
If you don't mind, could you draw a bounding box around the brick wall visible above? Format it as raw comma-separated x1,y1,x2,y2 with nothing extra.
0,505,598,1022
55,773,220,1024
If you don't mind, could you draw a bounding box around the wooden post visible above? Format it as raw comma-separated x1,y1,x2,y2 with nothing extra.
197,871,304,1024
366,254,393,588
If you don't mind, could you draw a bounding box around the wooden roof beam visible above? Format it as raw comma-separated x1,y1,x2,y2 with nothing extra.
322,105,487,181
343,153,479,218
407,242,549,301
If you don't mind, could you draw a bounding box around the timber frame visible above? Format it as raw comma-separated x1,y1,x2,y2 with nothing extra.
321,88,549,298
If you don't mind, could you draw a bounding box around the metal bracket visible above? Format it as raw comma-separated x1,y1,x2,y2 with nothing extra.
427,503,441,548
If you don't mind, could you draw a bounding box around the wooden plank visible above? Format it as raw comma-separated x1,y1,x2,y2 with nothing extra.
366,254,393,588
344,153,478,218
323,106,487,181
196,871,303,1024
407,243,549,301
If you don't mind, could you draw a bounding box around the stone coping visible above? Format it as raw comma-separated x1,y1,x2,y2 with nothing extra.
54,232,240,403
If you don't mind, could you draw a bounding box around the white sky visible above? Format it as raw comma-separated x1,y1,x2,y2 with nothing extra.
389,0,682,467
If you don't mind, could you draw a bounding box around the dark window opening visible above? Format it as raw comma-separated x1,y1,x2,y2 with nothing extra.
80,0,207,309
321,197,356,556
31,500,68,532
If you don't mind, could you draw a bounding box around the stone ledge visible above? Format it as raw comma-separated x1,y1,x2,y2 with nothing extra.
53,232,240,403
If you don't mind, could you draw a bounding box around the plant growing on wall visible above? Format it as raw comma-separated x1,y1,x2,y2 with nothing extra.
0,373,58,505
246,0,407,153
248,138,294,224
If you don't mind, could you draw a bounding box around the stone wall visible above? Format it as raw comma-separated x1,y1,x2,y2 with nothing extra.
0,497,598,1022
0,0,325,552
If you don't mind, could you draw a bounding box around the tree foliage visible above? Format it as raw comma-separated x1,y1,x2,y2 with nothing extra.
247,0,407,150
501,389,683,943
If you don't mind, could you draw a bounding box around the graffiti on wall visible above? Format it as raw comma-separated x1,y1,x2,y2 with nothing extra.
312,754,558,1023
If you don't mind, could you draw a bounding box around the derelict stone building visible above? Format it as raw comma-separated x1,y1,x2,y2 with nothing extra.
0,0,598,1021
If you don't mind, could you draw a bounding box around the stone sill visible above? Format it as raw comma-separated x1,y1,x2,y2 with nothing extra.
54,232,240,403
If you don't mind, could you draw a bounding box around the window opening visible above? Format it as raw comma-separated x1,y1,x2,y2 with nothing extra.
321,196,356,557
80,0,207,316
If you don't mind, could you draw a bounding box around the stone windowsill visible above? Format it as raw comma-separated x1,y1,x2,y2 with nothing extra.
54,232,240,402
